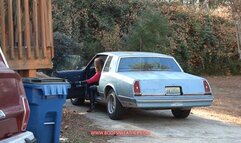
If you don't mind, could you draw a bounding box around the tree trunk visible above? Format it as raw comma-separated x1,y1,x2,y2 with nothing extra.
230,0,241,59
235,20,241,59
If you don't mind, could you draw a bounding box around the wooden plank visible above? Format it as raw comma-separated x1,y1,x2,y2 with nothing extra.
37,0,41,55
8,45,53,70
33,0,39,58
17,0,22,59
8,55,53,70
39,0,47,58
0,0,6,54
24,0,31,59
8,0,14,59
47,0,54,58
44,1,50,48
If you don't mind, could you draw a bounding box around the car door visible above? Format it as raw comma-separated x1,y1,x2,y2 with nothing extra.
96,55,113,102
56,54,107,99
81,54,108,101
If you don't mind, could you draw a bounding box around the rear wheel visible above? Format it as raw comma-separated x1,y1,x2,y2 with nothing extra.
107,89,125,120
171,109,191,119
70,98,85,106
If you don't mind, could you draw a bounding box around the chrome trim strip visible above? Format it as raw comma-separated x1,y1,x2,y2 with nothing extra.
141,93,165,96
118,95,134,100
137,98,213,103
21,97,27,131
0,110,6,119
141,93,206,96
118,95,213,102
0,47,9,68
120,93,210,96
182,93,204,95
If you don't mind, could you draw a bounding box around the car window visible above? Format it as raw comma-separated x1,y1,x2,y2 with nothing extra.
103,56,113,72
89,55,108,69
118,57,181,72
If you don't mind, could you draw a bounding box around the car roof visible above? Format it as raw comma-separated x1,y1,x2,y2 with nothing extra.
98,51,173,58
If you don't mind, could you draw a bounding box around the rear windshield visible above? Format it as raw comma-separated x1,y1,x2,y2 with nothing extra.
118,57,182,72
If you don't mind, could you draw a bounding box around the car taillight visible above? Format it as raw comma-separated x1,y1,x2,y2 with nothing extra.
21,96,30,131
134,81,141,96
203,80,211,95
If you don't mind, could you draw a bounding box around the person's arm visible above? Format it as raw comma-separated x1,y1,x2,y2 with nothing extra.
86,72,101,84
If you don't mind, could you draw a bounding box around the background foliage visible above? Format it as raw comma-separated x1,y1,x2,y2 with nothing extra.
52,0,241,75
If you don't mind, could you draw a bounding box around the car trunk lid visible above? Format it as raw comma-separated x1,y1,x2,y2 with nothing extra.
122,72,205,95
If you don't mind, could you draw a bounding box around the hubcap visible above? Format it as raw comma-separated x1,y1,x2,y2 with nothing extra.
108,93,116,114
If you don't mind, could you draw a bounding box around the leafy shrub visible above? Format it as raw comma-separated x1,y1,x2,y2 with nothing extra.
124,9,169,53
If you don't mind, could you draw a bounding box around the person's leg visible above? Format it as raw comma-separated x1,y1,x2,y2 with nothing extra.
85,84,90,98
87,85,97,112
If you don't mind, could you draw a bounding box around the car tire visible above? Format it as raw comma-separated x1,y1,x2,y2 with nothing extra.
107,89,125,120
70,98,85,106
171,109,191,119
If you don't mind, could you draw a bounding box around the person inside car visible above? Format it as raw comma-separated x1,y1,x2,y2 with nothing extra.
81,58,104,112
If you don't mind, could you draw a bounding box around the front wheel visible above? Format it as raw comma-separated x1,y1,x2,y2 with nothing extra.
171,109,191,119
107,89,125,120
70,98,85,106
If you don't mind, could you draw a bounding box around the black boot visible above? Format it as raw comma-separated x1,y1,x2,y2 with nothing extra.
87,86,96,112
86,108,93,112
87,104,95,112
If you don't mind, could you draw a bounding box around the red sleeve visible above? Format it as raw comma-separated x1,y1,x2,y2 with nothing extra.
86,72,101,84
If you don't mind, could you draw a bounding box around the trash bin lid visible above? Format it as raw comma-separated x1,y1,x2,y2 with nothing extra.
23,78,70,96
23,78,67,83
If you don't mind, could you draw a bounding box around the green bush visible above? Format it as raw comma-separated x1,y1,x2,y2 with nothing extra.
124,9,169,53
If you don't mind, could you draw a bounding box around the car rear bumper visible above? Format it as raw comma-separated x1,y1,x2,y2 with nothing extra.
118,95,214,109
0,131,36,143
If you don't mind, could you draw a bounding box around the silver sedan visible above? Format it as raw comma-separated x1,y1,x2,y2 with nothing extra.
56,52,214,120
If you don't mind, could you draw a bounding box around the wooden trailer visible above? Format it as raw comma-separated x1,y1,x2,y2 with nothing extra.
0,0,54,77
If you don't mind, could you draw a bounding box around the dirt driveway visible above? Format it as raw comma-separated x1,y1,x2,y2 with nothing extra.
192,76,241,125
61,76,241,143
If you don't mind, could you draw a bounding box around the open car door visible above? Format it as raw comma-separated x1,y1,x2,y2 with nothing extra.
55,54,107,105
